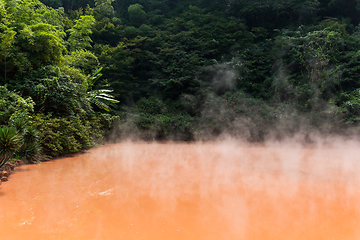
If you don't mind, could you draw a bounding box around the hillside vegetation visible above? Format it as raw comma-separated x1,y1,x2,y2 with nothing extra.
1,0,360,160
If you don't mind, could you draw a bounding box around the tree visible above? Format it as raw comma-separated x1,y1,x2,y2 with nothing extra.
18,23,66,68
228,0,320,29
0,0,16,82
128,3,146,27
94,42,136,104
64,49,99,75
93,0,115,19
67,15,96,51
83,67,119,111
0,0,66,79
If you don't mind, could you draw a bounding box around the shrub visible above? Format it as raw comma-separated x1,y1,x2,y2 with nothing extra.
0,85,34,126
32,114,106,157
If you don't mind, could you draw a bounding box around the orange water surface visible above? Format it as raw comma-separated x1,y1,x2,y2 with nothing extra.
1,141,360,240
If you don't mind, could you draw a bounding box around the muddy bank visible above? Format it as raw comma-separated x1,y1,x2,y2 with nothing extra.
0,160,25,183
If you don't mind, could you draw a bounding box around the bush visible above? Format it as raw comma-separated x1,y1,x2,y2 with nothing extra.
32,114,107,157
130,97,195,140
0,85,34,126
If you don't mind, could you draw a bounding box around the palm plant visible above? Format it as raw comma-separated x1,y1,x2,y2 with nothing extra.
11,118,27,134
84,67,119,112
0,127,21,168
0,120,41,167
17,126,41,164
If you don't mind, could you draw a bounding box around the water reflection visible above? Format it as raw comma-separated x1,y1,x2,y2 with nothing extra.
1,141,360,239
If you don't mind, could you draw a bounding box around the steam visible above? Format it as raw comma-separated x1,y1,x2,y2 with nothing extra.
108,50,358,143
209,62,238,94
193,53,355,143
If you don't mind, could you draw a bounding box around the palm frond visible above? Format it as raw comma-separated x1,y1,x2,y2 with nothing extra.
0,127,21,154
11,118,28,133
93,99,111,112
88,89,114,94
23,126,40,144
98,93,116,98
96,95,120,103
18,142,41,164
83,67,119,111
85,67,103,92
0,127,22,168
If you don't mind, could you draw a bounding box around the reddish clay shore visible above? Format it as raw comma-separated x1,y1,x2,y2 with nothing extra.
0,160,25,183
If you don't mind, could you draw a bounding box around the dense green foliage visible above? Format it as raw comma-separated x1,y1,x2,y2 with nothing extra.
0,0,116,159
0,86,41,165
2,0,360,160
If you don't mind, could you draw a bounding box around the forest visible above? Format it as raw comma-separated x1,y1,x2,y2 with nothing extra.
1,0,360,162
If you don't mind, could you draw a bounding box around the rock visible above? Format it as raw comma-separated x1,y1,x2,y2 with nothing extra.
0,171,8,178
4,166,11,172
15,160,24,166
0,160,25,183
5,162,15,170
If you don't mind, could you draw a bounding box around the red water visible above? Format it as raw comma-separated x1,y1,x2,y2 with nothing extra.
1,141,360,240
